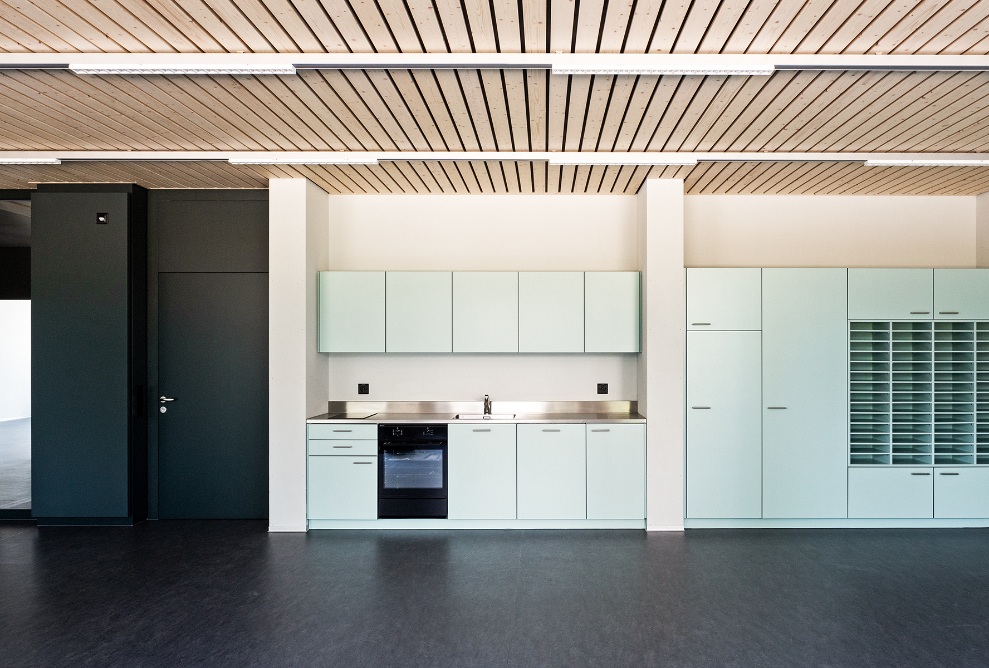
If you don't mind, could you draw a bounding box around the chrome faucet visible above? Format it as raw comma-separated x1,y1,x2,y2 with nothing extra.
483,394,492,415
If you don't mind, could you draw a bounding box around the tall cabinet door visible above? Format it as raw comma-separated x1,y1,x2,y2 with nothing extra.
686,331,762,519
762,268,848,519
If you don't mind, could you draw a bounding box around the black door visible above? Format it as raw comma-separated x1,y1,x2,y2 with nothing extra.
158,273,268,518
149,191,268,519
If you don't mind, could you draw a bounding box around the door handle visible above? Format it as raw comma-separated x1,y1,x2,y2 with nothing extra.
159,396,176,403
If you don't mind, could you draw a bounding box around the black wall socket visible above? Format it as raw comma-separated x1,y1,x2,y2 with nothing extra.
358,383,369,395
597,383,608,395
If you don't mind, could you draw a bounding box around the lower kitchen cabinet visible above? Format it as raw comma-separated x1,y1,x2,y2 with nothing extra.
308,455,378,520
848,468,934,519
517,424,586,520
935,468,989,518
586,424,645,520
448,424,517,519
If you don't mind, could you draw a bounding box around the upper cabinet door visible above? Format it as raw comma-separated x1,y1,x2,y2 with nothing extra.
934,269,989,320
518,272,584,352
686,268,761,330
452,272,519,352
847,269,934,319
585,272,640,353
318,271,385,352
386,272,453,352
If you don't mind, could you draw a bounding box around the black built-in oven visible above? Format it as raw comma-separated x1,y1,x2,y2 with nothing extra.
377,424,448,518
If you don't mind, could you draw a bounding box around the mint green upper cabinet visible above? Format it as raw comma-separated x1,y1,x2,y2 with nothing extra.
517,424,586,519
518,272,584,353
762,269,848,519
934,269,989,320
385,272,453,352
686,268,761,330
848,269,934,320
318,271,385,352
586,424,645,520
448,424,517,519
686,330,762,519
585,272,640,353
452,272,519,353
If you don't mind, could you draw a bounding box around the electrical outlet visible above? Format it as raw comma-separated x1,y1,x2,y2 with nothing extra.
96,212,109,225
358,383,369,395
597,383,608,395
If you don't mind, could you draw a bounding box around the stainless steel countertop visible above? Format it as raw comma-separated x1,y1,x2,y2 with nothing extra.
306,400,646,424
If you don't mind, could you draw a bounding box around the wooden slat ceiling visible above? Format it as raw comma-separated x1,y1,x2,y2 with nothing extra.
0,0,988,194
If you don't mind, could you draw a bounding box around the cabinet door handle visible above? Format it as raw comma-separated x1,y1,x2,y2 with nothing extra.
909,311,930,315
332,429,353,433
939,472,960,476
472,428,491,433
767,406,787,410
691,406,711,410
542,429,561,432
590,429,611,432
332,445,353,449
353,461,373,465
939,311,959,315
910,472,931,476
691,322,711,326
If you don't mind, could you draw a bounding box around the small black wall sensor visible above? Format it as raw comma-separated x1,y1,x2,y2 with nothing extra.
597,383,608,395
358,383,369,395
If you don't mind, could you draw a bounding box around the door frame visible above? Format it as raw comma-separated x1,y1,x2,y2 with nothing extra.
0,189,34,521
146,190,268,519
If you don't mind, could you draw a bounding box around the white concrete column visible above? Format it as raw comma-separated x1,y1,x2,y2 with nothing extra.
978,192,989,268
268,178,328,532
637,179,686,531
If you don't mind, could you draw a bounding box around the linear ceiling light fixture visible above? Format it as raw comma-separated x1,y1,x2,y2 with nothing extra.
548,154,698,166
865,159,989,167
69,63,297,75
0,157,62,165
228,153,378,165
550,54,776,76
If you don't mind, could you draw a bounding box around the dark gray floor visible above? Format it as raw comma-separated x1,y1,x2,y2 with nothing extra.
2,523,988,667
0,417,30,509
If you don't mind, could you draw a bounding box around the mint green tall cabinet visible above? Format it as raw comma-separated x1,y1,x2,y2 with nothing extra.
386,271,453,352
762,268,848,518
686,329,763,518
317,271,385,352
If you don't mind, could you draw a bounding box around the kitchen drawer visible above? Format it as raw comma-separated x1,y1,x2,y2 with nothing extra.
308,439,378,456
307,424,378,440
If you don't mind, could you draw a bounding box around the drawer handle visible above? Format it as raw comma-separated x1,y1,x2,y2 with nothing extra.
542,429,561,432
939,472,960,476
353,461,373,465
691,322,711,326
472,429,491,433
939,311,959,315
332,445,353,449
909,311,930,315
911,472,931,476
767,406,787,410
691,406,711,410
590,429,611,432
332,429,353,433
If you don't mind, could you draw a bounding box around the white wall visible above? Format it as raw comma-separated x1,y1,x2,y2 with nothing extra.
325,194,639,401
685,195,977,267
0,300,30,421
268,179,329,532
978,192,989,268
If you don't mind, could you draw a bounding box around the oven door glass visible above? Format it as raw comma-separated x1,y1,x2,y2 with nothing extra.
381,447,445,491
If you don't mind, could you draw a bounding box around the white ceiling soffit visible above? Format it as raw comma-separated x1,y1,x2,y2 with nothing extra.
4,53,989,75
2,152,989,167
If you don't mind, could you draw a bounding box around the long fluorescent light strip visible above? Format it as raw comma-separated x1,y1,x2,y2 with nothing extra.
548,156,698,166
551,66,776,76
0,158,62,165
229,156,379,165
866,159,989,167
70,64,297,75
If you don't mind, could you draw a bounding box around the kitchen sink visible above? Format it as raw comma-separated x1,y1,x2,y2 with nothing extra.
454,414,516,420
